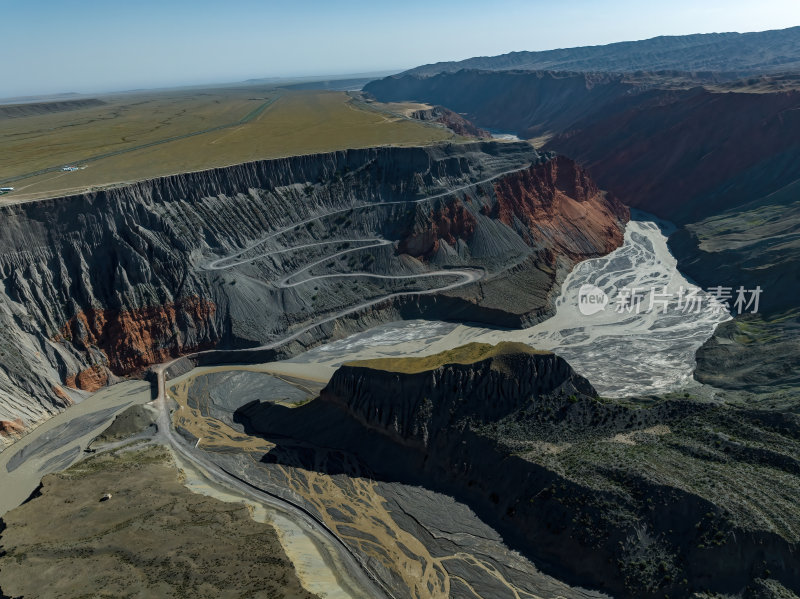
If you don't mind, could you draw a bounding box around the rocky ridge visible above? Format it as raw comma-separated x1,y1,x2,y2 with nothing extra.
323,342,596,446
0,98,106,120
311,343,800,598
398,26,800,77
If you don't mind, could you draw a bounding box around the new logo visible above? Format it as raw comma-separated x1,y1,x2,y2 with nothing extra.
578,284,608,316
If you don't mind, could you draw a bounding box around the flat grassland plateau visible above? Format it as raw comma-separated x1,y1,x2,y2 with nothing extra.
0,86,454,202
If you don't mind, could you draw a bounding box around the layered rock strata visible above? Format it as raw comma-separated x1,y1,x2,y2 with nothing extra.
0,142,626,438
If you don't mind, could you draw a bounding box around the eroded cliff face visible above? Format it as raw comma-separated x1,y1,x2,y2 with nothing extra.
490,155,627,257
398,156,627,260
0,418,25,442
322,346,596,447
57,297,218,377
0,141,626,439
398,196,477,257
64,367,109,393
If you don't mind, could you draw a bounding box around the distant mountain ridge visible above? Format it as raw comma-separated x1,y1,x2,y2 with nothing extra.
0,99,106,120
400,26,800,78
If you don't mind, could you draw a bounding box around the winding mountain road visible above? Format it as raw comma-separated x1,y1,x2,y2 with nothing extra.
143,168,536,598
200,166,531,322
205,163,531,270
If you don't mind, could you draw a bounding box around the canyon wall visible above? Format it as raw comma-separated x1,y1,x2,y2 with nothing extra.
322,345,596,447
365,71,800,225
0,142,626,442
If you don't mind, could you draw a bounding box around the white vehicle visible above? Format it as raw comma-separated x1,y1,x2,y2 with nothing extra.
0,187,14,192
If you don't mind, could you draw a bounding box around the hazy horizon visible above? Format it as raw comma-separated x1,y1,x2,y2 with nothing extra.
4,0,800,98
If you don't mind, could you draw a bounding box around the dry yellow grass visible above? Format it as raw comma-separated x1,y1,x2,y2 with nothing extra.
1,90,261,175
346,341,550,374
0,445,316,599
0,87,456,203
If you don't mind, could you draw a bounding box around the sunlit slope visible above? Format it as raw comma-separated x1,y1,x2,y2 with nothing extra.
346,341,551,374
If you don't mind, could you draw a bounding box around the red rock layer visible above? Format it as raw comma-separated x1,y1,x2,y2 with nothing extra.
51,385,75,404
59,297,217,377
401,156,628,261
489,155,629,258
400,197,477,257
432,110,492,139
0,418,25,439
65,366,109,392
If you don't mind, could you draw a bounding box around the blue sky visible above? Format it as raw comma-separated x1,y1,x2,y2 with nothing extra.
3,0,800,97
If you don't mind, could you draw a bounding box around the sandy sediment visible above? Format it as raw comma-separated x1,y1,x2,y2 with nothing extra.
172,449,362,599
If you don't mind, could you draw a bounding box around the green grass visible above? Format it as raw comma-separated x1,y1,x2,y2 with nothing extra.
731,310,799,345
346,341,550,374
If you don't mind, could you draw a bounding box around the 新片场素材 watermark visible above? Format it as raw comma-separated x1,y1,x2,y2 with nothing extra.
578,285,762,316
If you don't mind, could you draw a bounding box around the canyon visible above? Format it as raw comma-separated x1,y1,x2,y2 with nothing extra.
365,71,800,224
1,23,799,599
267,216,731,398
0,140,627,444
